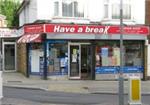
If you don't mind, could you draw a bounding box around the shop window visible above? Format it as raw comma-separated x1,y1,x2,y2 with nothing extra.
48,43,68,74
54,0,84,17
125,43,143,66
95,41,143,67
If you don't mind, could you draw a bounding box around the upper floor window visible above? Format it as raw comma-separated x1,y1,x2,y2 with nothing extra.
54,1,59,16
104,0,131,19
54,0,84,17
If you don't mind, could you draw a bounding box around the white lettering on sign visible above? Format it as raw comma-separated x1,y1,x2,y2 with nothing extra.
77,27,83,32
54,26,75,33
85,26,110,34
53,25,110,34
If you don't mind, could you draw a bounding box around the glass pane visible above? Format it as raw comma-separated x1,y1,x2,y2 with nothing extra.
112,3,131,19
81,45,91,79
4,44,15,70
62,1,73,17
48,43,68,74
125,43,143,66
123,4,131,19
74,1,84,17
112,4,120,19
104,4,108,18
70,45,80,77
54,2,59,16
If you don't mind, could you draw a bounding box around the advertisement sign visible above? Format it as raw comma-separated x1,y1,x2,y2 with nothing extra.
101,47,108,57
123,66,144,73
0,28,18,37
95,66,144,74
24,24,44,34
17,34,42,43
23,24,149,35
95,67,118,74
45,24,149,35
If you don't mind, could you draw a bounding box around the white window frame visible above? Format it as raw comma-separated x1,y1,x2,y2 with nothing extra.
104,0,131,20
53,0,85,18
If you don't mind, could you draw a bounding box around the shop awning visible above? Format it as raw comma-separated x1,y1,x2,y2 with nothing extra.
17,33,42,43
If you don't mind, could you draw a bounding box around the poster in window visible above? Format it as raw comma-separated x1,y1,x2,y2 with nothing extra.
60,58,66,67
102,56,109,66
72,54,77,63
101,47,108,57
113,47,120,66
73,49,77,55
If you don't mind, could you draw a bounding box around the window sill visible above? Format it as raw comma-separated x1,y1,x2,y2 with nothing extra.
51,16,90,24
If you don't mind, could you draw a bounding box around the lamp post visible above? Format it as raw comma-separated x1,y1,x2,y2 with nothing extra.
119,0,124,105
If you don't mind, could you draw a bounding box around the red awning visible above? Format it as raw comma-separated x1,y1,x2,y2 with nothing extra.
17,34,42,43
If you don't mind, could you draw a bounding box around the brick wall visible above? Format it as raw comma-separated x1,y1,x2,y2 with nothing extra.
146,0,150,25
17,43,27,76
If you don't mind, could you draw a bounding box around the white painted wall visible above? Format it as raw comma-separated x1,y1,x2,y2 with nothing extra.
19,0,37,26
132,0,145,24
37,0,53,20
88,0,104,22
28,0,37,23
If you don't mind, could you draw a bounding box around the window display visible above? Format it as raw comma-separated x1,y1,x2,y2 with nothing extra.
48,43,68,75
95,41,144,73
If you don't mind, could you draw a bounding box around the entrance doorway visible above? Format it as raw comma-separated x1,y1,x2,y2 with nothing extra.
68,43,92,79
3,42,16,71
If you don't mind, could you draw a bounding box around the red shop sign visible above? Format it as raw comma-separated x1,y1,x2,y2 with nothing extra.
24,24,44,34
24,24,149,35
45,24,149,35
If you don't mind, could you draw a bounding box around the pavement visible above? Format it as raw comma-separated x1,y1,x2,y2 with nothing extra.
1,72,150,105
2,72,150,94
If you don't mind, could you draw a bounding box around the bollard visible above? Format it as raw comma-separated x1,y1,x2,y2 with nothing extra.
0,71,3,99
128,76,141,105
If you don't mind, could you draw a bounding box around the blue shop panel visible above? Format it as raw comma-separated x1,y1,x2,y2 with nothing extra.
123,66,144,73
95,66,144,74
95,67,118,74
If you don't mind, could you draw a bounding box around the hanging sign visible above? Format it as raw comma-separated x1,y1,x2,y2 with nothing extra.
0,28,18,37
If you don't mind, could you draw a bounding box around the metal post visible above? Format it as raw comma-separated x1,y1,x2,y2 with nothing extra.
0,38,3,99
119,0,124,105
43,41,48,80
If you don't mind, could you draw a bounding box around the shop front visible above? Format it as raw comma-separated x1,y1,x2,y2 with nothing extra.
0,28,18,72
17,24,149,80
46,41,94,80
95,40,144,80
